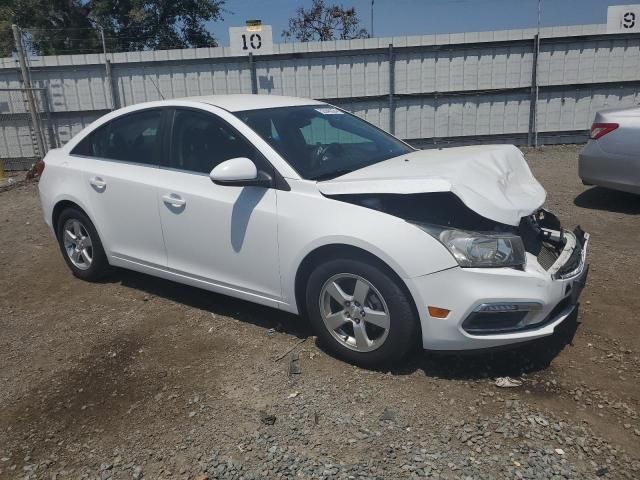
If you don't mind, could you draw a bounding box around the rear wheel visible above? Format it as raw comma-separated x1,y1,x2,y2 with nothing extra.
305,257,418,367
56,208,109,281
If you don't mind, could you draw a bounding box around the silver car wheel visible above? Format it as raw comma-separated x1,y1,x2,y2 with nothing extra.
319,273,391,352
62,218,93,270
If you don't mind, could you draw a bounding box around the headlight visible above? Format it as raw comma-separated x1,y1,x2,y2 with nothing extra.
417,224,526,268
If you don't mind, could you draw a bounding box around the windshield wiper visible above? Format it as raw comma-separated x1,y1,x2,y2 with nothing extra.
311,169,355,181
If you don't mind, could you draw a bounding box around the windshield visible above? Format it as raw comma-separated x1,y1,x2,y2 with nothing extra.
234,105,414,180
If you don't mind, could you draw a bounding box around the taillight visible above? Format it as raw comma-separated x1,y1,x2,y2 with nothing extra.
589,123,619,140
27,159,45,180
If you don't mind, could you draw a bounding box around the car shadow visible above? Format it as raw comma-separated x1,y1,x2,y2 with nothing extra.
106,268,312,339
394,308,580,380
103,268,578,380
231,186,267,252
574,186,640,214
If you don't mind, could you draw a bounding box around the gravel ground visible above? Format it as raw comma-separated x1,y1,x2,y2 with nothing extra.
0,145,639,479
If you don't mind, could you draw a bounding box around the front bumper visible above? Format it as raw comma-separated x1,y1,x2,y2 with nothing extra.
409,228,589,351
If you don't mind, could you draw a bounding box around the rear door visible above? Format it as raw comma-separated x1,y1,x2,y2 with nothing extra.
71,108,168,267
155,107,282,303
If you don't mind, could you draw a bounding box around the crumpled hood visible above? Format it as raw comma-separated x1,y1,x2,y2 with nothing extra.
316,144,546,226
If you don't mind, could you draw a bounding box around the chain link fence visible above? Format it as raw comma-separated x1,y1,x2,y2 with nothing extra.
0,87,56,171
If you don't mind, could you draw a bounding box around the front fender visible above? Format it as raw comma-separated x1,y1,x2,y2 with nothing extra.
276,182,457,312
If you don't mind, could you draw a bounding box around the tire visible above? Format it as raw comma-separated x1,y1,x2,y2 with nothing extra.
305,257,419,367
56,207,110,281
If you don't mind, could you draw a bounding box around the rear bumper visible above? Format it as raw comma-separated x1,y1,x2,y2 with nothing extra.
579,142,640,194
408,229,589,351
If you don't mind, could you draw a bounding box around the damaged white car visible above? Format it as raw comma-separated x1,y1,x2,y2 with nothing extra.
38,95,589,366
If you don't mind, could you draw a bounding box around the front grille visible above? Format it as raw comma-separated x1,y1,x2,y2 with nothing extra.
462,296,575,336
518,211,564,271
462,311,528,334
537,243,560,270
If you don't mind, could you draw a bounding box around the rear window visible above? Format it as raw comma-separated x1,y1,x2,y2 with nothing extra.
71,110,162,166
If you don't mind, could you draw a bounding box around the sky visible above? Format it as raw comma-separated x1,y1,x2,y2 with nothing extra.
207,0,633,45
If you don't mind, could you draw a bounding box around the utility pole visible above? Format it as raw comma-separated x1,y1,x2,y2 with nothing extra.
12,24,45,159
99,26,116,110
371,0,374,37
534,0,542,148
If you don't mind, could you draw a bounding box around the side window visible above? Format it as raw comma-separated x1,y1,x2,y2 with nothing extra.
169,109,258,174
72,110,162,165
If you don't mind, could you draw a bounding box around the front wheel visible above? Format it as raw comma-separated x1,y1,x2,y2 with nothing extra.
305,257,419,367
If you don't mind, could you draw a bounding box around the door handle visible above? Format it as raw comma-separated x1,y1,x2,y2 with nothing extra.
162,194,186,208
89,177,106,189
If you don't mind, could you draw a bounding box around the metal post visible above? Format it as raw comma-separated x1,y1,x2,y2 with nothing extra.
371,0,375,37
248,52,257,94
528,34,540,147
100,26,116,110
388,43,395,135
40,87,58,149
534,0,542,148
533,34,541,148
12,24,46,158
106,59,118,109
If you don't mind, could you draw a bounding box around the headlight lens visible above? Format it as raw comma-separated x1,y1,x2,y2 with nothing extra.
418,224,526,268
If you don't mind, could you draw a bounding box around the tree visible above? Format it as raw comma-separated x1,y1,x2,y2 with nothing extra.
0,3,15,57
90,0,226,52
3,0,100,56
282,0,369,42
0,0,226,57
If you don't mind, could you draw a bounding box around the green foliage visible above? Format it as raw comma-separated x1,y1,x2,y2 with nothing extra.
91,0,225,52
0,0,225,57
0,4,13,57
282,0,369,42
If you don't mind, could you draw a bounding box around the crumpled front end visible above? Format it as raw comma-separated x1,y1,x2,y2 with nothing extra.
318,143,589,350
318,144,547,226
406,209,590,351
518,209,590,280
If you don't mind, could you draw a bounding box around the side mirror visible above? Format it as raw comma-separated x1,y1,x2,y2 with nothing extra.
209,157,273,188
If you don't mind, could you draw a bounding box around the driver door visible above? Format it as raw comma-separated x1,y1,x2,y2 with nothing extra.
155,108,282,304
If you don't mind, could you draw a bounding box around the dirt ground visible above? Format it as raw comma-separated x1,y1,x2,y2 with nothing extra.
0,145,639,479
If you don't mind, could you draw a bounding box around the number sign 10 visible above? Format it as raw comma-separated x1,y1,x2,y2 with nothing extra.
242,33,262,51
229,25,274,56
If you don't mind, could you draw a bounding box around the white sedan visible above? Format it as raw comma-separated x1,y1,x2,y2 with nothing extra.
38,95,589,366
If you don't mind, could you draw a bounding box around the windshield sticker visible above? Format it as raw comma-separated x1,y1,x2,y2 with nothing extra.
315,107,343,115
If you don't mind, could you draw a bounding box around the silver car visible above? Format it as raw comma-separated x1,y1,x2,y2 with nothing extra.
579,106,640,194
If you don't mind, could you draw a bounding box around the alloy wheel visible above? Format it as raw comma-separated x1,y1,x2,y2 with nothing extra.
62,218,94,270
319,273,391,352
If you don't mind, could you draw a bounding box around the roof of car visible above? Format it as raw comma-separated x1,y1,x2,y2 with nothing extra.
183,94,325,112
